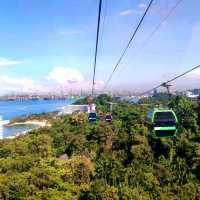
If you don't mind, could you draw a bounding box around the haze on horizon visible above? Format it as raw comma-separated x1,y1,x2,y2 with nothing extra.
0,0,200,95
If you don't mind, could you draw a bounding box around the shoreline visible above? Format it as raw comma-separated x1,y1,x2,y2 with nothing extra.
4,120,51,128
0,98,77,139
3,120,51,139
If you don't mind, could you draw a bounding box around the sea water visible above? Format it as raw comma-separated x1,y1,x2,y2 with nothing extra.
0,99,75,138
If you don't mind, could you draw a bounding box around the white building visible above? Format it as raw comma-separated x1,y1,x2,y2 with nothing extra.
59,104,96,115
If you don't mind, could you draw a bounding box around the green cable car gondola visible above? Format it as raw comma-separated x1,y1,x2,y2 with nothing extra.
149,109,178,138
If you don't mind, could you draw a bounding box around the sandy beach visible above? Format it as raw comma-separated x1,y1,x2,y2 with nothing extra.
4,120,51,128
3,120,51,139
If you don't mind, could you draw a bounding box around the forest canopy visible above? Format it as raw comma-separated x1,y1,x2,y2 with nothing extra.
0,94,200,199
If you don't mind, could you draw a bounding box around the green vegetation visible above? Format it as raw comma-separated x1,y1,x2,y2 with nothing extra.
0,94,200,199
138,93,171,106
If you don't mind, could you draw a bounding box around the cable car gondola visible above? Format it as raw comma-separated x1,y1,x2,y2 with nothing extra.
105,114,112,123
150,109,178,138
88,112,97,122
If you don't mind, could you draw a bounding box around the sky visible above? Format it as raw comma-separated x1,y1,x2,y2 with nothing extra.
0,0,200,95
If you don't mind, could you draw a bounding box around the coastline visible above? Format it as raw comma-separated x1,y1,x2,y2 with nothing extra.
3,120,51,139
4,120,51,128
0,98,77,139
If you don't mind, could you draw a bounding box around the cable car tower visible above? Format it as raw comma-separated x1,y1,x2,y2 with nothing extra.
161,83,172,96
107,102,117,112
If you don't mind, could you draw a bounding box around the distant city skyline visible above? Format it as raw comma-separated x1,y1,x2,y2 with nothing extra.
0,0,200,95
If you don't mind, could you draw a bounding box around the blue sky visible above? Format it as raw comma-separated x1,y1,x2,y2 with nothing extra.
0,0,200,94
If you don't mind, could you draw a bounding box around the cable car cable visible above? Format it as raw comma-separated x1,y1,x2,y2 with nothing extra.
103,0,154,91
141,64,200,96
98,0,108,59
140,0,183,50
92,0,103,95
116,0,183,76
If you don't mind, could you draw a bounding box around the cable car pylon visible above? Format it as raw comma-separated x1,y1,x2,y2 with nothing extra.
161,83,172,96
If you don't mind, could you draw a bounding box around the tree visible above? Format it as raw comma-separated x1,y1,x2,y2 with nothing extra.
119,186,150,200
28,134,53,158
169,96,198,132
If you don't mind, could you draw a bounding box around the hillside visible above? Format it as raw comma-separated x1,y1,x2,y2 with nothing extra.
0,94,200,199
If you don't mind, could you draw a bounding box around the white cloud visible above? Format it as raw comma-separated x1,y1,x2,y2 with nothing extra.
119,3,148,17
0,75,59,95
0,57,22,66
119,9,133,16
186,68,200,79
46,67,84,84
138,3,147,10
0,75,33,86
46,66,104,92
0,67,105,95
0,75,35,94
